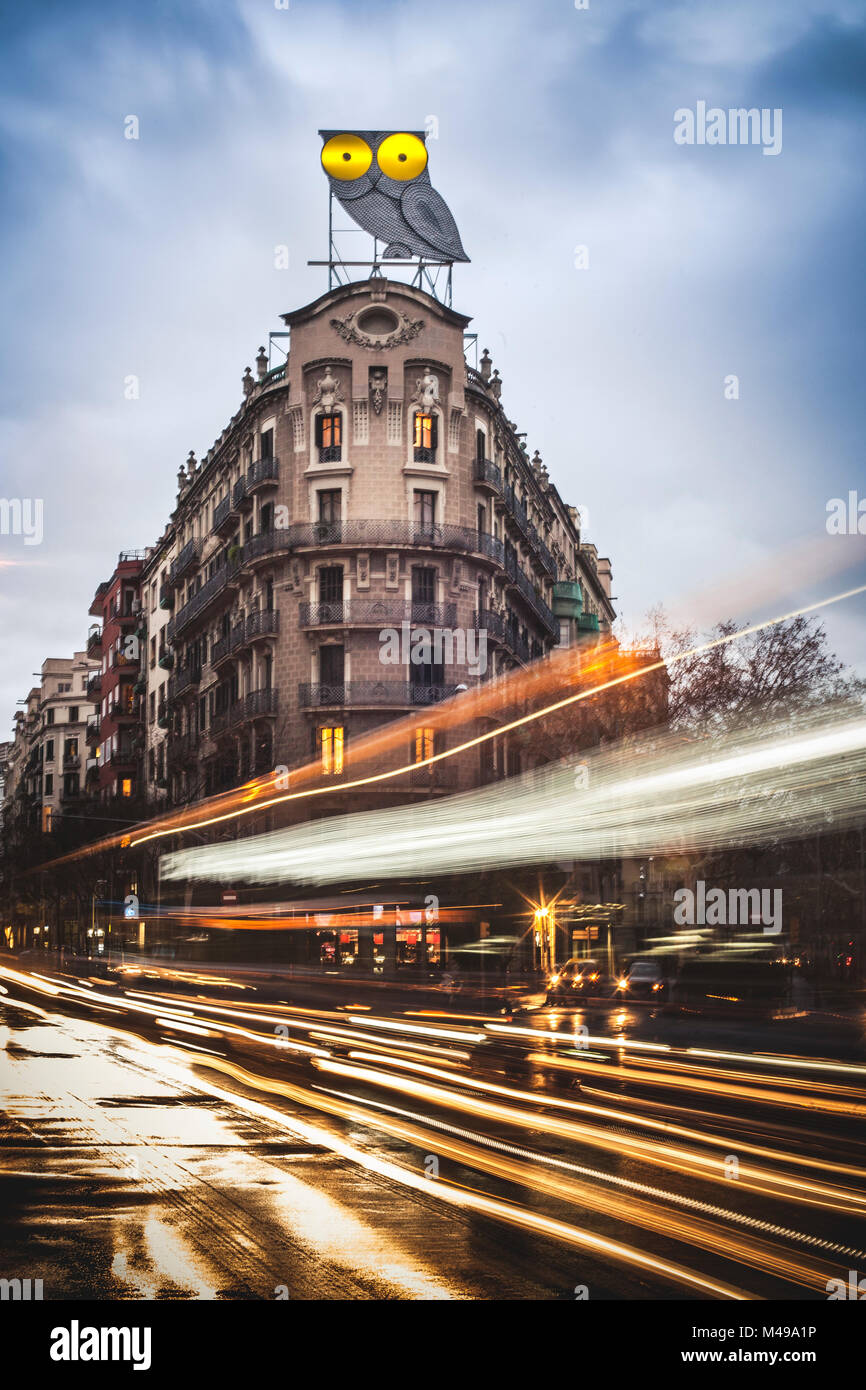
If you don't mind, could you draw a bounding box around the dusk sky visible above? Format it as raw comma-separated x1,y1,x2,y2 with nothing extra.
1,0,865,724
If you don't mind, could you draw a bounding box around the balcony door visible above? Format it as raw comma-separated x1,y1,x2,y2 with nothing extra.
319,644,344,700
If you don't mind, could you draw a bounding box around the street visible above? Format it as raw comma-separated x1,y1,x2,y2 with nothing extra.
2,961,864,1301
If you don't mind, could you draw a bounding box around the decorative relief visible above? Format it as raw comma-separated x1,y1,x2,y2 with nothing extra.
312,365,344,410
356,552,370,590
385,553,400,589
411,366,440,411
386,400,403,445
448,406,462,453
352,399,369,444
330,309,424,351
369,368,387,415
289,406,305,452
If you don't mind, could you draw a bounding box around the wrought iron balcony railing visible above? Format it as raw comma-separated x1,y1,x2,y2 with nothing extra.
299,681,460,709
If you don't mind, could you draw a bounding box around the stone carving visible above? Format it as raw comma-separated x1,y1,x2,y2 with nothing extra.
330,309,424,350
312,365,343,411
369,368,387,415
412,366,440,411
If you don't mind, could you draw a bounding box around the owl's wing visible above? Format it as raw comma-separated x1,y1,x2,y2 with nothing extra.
400,181,469,262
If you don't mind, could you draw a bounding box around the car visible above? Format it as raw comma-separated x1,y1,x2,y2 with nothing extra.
547,958,604,1004
616,959,666,998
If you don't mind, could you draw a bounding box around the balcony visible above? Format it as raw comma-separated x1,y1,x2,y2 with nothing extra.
59,783,83,802
62,755,81,773
408,763,458,790
299,681,460,709
232,476,252,512
245,688,278,719
159,585,174,610
299,599,458,630
86,673,102,698
168,663,202,701
110,647,140,672
247,456,279,493
85,717,100,744
504,554,557,635
157,701,169,729
212,493,234,535
169,557,241,639
211,621,246,668
168,729,197,763
318,445,342,464
244,608,279,643
553,580,583,619
299,600,346,627
473,457,503,495
413,446,436,464
289,520,506,567
86,626,102,657
169,538,202,587
476,609,531,664
109,701,138,722
243,528,293,567
158,650,174,670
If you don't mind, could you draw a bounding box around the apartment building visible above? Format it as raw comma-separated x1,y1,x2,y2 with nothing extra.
144,278,616,807
140,529,177,804
3,655,98,836
86,552,147,801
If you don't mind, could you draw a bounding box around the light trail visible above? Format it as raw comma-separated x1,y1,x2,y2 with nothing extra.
160,706,866,886
5,971,864,1298
317,1084,866,1279
309,1056,866,1215
32,579,866,868
530,1051,866,1118
111,1040,748,1299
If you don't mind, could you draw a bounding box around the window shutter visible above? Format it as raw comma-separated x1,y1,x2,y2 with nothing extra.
430,414,438,449
314,414,324,446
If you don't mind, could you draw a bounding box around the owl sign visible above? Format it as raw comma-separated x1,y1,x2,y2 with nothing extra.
320,130,469,263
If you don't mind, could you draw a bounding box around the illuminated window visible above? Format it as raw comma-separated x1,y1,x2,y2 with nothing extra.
413,413,437,452
42,806,53,833
414,727,435,763
315,413,342,460
321,726,344,775
121,778,132,798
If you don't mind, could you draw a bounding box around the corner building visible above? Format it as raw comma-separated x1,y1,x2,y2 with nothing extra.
156,279,615,803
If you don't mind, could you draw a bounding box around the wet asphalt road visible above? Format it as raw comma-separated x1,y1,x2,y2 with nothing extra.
1,976,865,1302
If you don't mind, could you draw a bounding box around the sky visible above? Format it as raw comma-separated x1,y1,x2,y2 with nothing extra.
1,0,865,727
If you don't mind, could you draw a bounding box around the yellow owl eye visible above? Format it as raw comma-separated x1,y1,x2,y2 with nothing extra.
321,134,373,181
377,132,427,181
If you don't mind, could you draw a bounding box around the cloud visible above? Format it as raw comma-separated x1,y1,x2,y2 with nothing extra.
1,0,865,728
